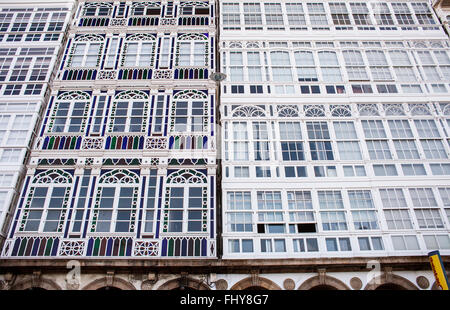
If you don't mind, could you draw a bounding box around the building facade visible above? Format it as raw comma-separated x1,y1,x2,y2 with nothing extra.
0,0,75,245
0,0,449,291
433,0,450,35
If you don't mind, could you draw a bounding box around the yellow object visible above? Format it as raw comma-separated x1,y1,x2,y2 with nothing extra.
428,251,449,290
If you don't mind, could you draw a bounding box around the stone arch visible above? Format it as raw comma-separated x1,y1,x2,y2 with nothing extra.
10,278,62,290
298,275,350,290
364,274,418,290
82,277,136,290
157,277,211,290
431,281,443,290
230,276,281,290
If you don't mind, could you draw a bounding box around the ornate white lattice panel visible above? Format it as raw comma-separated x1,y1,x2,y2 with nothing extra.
145,137,167,150
133,240,159,257
58,240,86,256
82,137,104,150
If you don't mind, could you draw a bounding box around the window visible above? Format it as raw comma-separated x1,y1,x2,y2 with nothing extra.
373,164,398,176
326,237,351,251
95,186,136,232
394,67,416,82
232,122,249,161
171,100,206,133
284,166,307,178
388,120,413,138
414,120,440,138
227,212,253,232
177,36,207,67
0,149,21,163
122,36,155,67
366,140,392,160
228,239,254,253
253,122,270,161
358,237,384,251
337,141,362,160
293,238,318,252
91,95,106,134
391,235,420,251
414,209,444,229
351,84,373,93
166,184,206,233
271,51,293,82
247,52,262,82
234,166,250,178
430,163,450,175
320,211,347,231
280,122,304,161
377,84,398,93
256,166,271,177
389,51,411,65
334,121,357,139
401,164,426,176
243,3,263,27
142,170,157,234
423,235,450,250
393,140,420,159
23,186,70,232
314,166,336,177
349,190,378,230
343,165,366,177
380,188,408,209
420,139,446,159
110,99,146,133
264,3,284,27
307,122,333,160
222,3,241,26
295,51,317,81
229,52,243,82
318,190,344,209
286,3,306,26
261,239,286,252
83,3,112,16
384,209,413,230
329,2,350,25
227,191,252,210
68,39,102,68
49,95,89,133
30,57,50,81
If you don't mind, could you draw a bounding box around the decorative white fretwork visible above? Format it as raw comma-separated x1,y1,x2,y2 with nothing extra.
99,169,140,184
126,33,156,41
114,90,149,100
330,105,352,117
232,105,266,117
32,169,73,184
133,240,159,256
166,169,208,184
160,18,177,25
409,103,432,116
57,90,91,101
97,70,117,80
277,105,299,117
145,137,167,149
81,137,104,150
358,104,380,116
304,105,326,117
110,18,127,26
74,33,104,42
59,240,86,256
173,89,207,100
383,104,406,116
153,69,173,79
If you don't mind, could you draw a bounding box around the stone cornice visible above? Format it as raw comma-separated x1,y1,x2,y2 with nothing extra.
0,256,448,274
